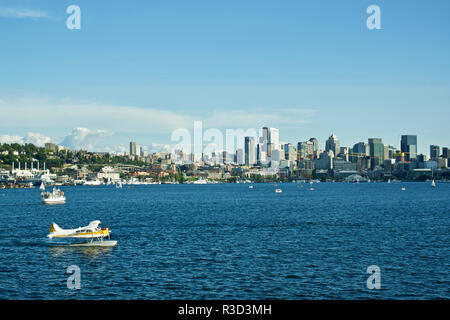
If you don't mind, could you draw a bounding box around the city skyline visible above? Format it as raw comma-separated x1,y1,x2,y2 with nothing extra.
1,125,448,163
1,1,449,154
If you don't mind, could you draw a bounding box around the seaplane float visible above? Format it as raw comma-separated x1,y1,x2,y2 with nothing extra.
47,220,117,247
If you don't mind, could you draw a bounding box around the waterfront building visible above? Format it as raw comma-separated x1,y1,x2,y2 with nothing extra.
313,150,334,170
400,135,417,162
438,157,448,169
333,159,356,171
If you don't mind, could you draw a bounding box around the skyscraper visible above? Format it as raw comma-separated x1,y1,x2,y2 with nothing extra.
443,147,449,159
400,135,417,162
236,149,244,165
308,138,319,153
244,137,255,166
284,143,296,162
325,134,340,157
130,141,137,157
297,141,308,161
430,145,440,161
368,138,384,168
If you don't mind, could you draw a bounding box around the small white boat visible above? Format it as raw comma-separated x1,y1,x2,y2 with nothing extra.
308,187,315,191
275,188,282,193
39,182,45,191
41,188,66,204
431,179,436,188
249,185,253,189
83,180,102,186
401,187,406,191
116,181,123,189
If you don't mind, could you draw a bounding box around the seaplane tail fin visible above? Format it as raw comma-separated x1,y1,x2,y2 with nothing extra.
50,222,63,233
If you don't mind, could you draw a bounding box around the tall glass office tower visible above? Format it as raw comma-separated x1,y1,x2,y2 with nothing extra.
244,137,255,166
400,135,417,162
368,138,384,168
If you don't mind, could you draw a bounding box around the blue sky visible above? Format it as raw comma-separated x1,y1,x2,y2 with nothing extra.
0,0,449,154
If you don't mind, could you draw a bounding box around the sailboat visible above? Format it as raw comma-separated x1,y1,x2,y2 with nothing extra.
431,179,436,188
40,182,45,191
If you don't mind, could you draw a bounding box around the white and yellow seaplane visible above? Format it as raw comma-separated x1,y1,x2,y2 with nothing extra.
47,220,117,247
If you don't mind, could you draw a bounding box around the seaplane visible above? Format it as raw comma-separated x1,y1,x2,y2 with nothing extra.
47,220,117,247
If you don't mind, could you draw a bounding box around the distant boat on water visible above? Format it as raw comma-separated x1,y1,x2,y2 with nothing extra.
401,187,406,191
40,182,45,191
83,180,102,186
275,188,282,193
41,188,66,204
431,179,436,188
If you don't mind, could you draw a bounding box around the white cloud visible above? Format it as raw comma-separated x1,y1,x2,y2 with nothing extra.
147,143,173,153
0,97,193,134
60,128,113,151
24,132,52,147
0,134,24,144
0,132,52,147
0,96,317,152
0,8,49,19
0,97,315,134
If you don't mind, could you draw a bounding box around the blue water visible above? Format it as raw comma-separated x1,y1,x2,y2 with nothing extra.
0,182,448,299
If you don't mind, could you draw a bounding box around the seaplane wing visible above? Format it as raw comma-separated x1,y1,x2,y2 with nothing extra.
47,220,109,239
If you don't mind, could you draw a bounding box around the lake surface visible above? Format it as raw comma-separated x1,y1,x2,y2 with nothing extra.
0,182,448,299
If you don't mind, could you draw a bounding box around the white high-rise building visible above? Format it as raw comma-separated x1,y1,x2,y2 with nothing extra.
269,128,280,146
236,149,244,165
